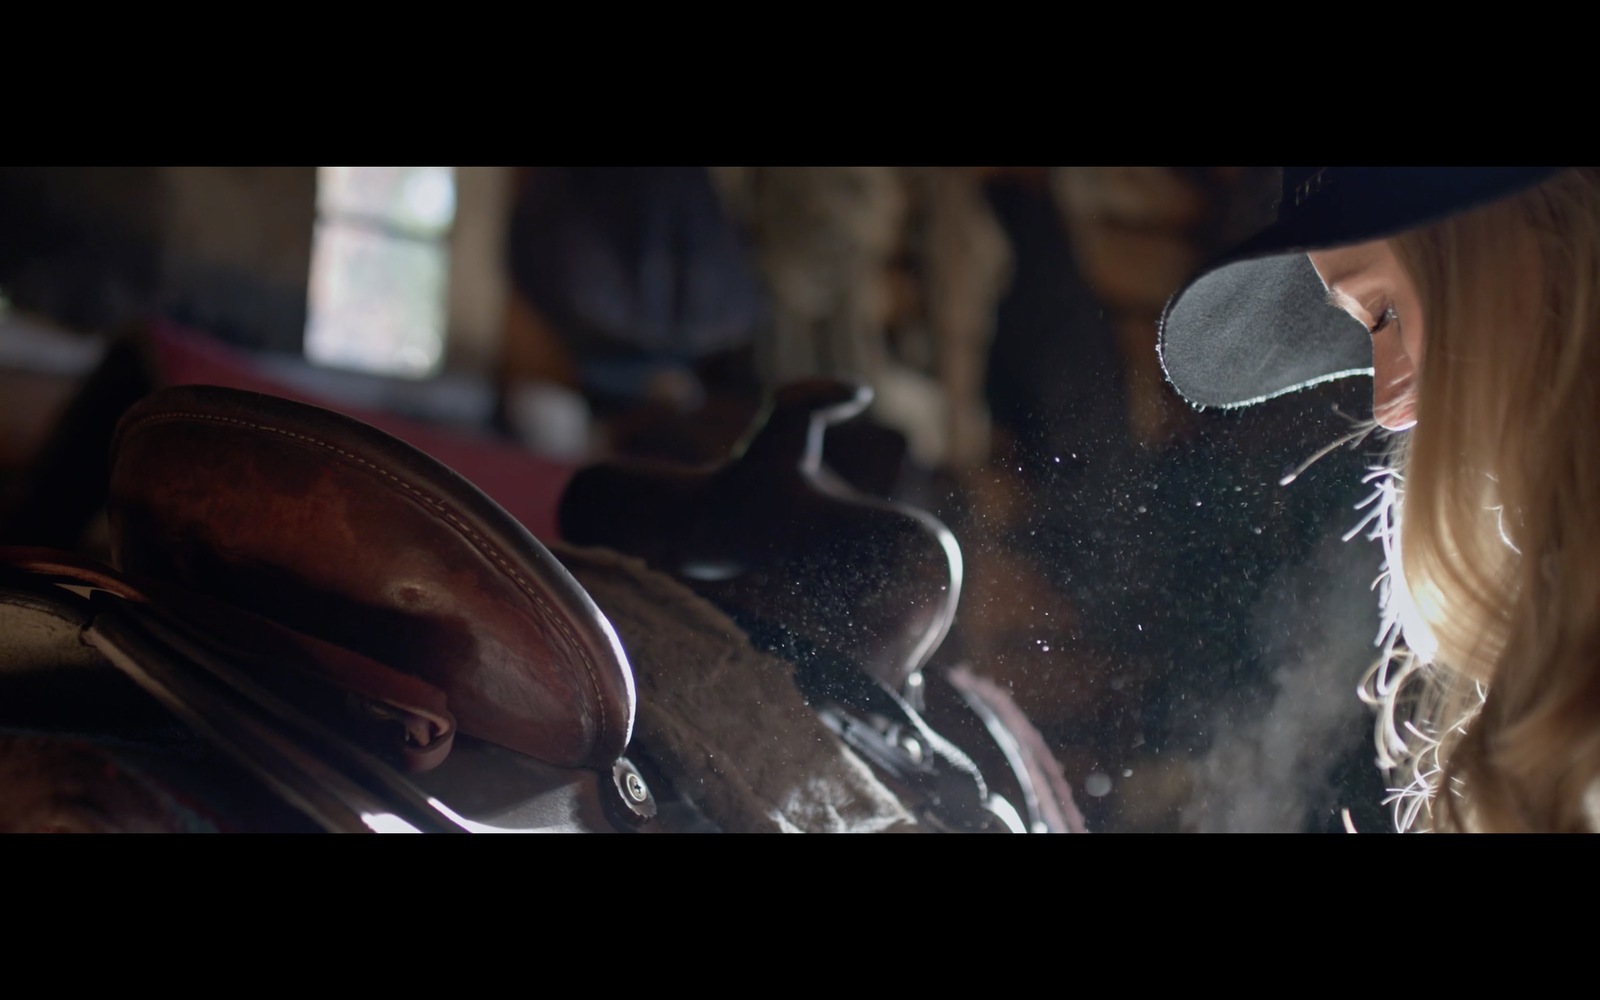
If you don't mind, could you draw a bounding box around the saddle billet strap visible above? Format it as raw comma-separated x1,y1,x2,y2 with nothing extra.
819,693,1027,834
938,665,1087,834
83,593,470,833
817,703,1022,833
0,547,455,772
735,610,1023,832
925,670,1048,832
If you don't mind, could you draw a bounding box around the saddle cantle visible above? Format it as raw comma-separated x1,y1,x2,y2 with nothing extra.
2,383,663,832
107,384,635,772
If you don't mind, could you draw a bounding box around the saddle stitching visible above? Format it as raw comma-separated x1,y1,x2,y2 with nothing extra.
117,410,610,746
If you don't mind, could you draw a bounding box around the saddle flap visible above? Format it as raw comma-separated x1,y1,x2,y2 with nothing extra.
106,385,636,771
1,545,455,772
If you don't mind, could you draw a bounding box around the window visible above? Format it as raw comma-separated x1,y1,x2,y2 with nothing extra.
305,167,456,378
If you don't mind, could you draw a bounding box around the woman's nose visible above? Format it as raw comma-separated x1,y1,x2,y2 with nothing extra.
1371,327,1418,431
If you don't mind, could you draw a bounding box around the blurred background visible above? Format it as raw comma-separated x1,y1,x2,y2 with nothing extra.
0,166,1392,832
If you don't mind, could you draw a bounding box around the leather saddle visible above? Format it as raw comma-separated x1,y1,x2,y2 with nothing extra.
1,380,1065,832
1,384,655,832
562,379,1058,833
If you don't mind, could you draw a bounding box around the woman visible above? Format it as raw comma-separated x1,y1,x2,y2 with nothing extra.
1159,167,1599,832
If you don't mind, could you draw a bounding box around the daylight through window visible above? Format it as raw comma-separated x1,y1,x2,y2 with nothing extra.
305,166,456,378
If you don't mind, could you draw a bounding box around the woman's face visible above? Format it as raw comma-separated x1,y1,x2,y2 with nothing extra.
1307,240,1425,431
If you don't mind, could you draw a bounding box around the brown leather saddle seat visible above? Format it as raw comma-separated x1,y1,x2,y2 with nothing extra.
109,383,633,771
1,384,656,832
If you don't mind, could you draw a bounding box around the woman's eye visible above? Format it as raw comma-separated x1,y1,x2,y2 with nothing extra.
1370,306,1398,336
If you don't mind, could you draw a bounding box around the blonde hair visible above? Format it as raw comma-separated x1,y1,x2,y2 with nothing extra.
1365,167,1600,832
